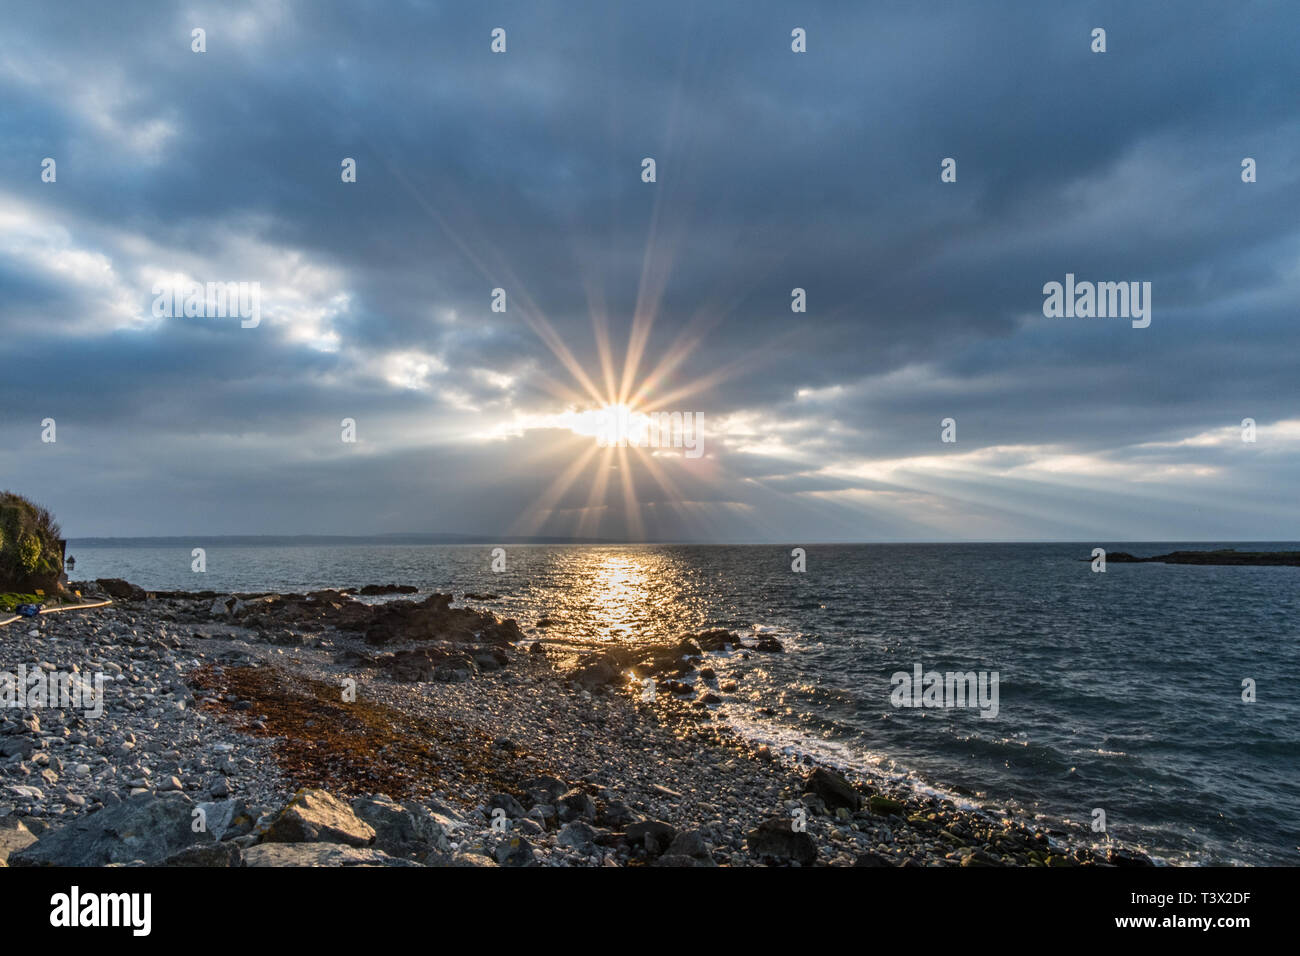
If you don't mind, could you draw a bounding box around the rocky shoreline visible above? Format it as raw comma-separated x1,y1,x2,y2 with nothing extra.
0,582,1154,867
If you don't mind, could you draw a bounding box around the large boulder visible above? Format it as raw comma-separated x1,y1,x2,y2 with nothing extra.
745,817,817,866
868,795,906,815
261,788,376,847
361,593,522,646
556,821,599,851
9,791,212,866
350,795,452,856
805,767,862,811
572,659,619,689
556,788,597,823
625,819,676,855
656,829,717,867
488,793,527,819
521,775,567,807
854,850,896,867
693,629,738,651
493,835,536,867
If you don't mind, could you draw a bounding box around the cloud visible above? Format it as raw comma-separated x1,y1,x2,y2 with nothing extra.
1,0,1298,541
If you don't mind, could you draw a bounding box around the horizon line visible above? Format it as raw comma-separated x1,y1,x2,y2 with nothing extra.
65,535,1300,547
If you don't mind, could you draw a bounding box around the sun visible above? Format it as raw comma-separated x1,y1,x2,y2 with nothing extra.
565,403,653,448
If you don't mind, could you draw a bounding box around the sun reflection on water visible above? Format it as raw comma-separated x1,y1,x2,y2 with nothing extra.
587,553,653,639
547,547,709,643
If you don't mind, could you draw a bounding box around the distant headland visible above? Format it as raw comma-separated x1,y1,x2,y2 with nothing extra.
1099,549,1300,566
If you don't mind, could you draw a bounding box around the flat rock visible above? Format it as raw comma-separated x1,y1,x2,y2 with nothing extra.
242,843,419,867
262,788,376,847
163,843,244,867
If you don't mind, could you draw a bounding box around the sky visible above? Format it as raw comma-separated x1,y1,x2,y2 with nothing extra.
1,0,1298,542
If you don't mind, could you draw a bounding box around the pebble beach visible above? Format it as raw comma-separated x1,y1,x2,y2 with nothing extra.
0,582,1154,868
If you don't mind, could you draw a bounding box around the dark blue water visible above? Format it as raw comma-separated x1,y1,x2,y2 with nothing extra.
69,540,1300,865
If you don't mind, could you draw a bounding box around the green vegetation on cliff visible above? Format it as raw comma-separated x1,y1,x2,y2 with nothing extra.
0,491,64,595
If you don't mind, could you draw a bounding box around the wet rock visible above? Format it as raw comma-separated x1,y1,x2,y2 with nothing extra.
693,629,738,651
675,638,704,657
573,660,619,689
868,795,906,815
95,579,146,601
1106,847,1154,867
806,767,862,811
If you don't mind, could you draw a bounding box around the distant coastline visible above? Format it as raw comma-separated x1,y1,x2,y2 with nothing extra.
1099,548,1300,566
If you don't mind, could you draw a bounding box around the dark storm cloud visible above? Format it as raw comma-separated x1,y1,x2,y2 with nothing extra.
1,0,1298,540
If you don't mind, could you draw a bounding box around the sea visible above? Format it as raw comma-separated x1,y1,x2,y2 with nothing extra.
66,539,1300,866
